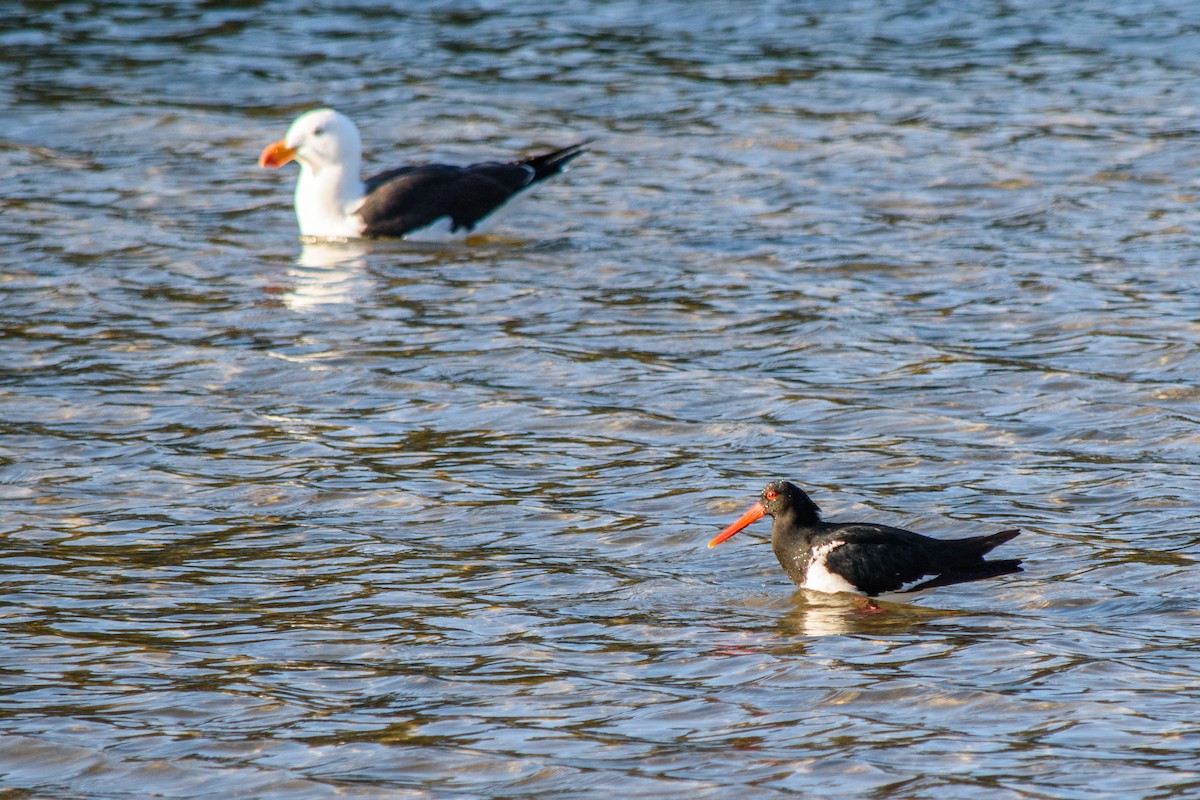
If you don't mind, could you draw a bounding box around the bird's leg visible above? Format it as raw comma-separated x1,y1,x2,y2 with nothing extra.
854,596,887,615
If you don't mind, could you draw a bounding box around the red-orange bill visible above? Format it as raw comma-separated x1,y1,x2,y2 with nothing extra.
259,140,297,168
708,502,766,548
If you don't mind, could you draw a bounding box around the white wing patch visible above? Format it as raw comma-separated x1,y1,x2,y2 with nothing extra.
800,540,859,595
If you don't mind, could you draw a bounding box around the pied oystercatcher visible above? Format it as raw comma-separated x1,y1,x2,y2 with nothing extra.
709,480,1022,597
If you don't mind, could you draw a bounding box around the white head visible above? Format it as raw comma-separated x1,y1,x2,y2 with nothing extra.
259,108,368,238
258,108,362,174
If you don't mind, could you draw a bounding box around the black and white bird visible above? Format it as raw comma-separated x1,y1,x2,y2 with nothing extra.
709,480,1022,598
258,108,587,240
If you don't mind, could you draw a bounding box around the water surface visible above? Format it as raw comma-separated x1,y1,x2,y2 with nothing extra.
3,2,1200,798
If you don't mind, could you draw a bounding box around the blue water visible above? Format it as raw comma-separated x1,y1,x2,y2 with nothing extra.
3,2,1200,797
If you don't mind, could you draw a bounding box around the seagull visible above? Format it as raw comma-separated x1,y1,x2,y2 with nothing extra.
258,108,587,240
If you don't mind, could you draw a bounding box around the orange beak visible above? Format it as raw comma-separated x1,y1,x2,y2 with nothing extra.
259,139,298,168
708,502,766,548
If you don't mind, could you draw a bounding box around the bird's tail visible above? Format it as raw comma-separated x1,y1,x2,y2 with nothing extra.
521,141,591,182
953,528,1021,559
902,558,1023,593
900,529,1022,593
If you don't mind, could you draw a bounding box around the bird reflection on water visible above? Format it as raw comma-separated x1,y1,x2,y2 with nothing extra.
270,241,373,311
776,592,972,638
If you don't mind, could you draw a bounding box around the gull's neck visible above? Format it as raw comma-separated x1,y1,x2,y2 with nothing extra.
294,157,367,239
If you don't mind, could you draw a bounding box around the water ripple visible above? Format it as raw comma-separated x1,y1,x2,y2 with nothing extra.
3,1,1200,798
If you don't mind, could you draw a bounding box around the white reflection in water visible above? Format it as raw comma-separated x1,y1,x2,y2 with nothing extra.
280,240,373,311
786,593,857,636
774,592,968,637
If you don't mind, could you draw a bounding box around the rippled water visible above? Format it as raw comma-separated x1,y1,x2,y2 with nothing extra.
4,2,1200,797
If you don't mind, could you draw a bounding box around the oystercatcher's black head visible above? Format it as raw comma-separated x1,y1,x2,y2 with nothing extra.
708,480,822,548
759,480,821,519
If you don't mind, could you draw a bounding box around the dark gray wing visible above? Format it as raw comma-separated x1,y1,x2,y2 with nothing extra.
357,163,533,238
357,143,588,238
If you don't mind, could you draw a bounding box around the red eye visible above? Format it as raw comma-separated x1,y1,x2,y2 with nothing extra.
765,490,777,500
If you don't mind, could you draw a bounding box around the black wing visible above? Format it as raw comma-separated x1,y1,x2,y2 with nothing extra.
822,526,939,596
357,143,589,238
823,524,1022,596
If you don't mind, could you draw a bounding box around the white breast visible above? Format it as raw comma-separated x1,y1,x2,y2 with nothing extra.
295,170,367,239
799,540,859,595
